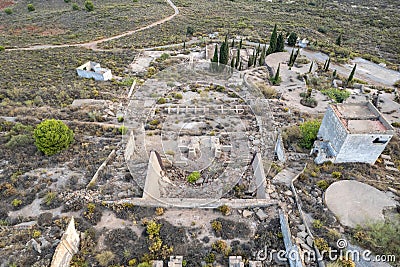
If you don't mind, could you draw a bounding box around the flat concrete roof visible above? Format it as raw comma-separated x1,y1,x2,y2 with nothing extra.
331,102,392,134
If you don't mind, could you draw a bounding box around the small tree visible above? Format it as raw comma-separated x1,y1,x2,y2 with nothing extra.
287,32,298,46
235,49,240,69
269,24,278,53
308,61,314,73
347,64,357,84
186,26,194,36
276,32,285,52
211,44,219,63
72,3,80,10
85,0,94,11
335,33,342,46
34,119,74,156
27,4,35,11
324,57,331,72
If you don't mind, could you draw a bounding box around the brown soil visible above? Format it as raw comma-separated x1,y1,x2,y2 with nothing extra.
0,0,14,9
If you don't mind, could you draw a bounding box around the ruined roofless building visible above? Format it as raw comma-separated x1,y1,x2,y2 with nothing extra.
313,101,394,164
76,61,112,81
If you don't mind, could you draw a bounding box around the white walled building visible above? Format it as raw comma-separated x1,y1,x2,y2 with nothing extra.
76,61,112,81
313,102,394,164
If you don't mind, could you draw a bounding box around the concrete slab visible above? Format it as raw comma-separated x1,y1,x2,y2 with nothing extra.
325,180,397,227
272,168,297,187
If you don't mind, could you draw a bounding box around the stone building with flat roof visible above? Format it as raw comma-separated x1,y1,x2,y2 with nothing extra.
313,101,394,164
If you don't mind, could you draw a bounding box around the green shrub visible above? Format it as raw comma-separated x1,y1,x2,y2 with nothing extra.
173,93,183,99
64,0,71,2
95,251,115,267
159,53,170,61
27,4,35,11
4,8,13,14
299,119,321,149
218,205,231,215
137,263,151,267
117,116,124,123
157,97,166,104
332,171,342,179
119,125,128,135
72,3,80,10
313,219,324,229
11,198,22,207
314,237,329,251
34,119,74,156
44,191,57,205
146,220,161,238
316,179,329,190
0,46,4,51
391,122,400,128
84,0,94,11
211,220,222,232
6,134,33,148
321,88,350,103
187,171,201,183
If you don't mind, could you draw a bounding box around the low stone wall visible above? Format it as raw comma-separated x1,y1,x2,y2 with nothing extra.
143,151,162,199
251,153,267,199
50,217,80,267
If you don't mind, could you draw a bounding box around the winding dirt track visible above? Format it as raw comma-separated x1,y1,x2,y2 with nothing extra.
7,0,179,51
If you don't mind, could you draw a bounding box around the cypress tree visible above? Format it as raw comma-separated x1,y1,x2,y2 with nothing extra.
272,63,280,85
231,57,235,69
333,69,337,78
287,32,298,46
183,41,186,50
289,49,294,66
336,33,342,46
239,39,243,49
212,44,219,63
248,56,253,68
219,36,229,65
277,32,285,52
235,49,240,69
269,24,278,53
239,61,243,71
259,45,266,66
308,61,314,73
347,64,357,84
231,39,235,48
252,48,257,67
325,57,330,71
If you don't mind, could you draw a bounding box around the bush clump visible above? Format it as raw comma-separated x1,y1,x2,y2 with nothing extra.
84,0,94,11
34,119,74,156
299,119,321,149
27,4,35,11
4,8,13,14
187,171,201,183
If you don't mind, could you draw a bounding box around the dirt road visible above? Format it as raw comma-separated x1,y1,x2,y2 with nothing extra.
7,0,179,51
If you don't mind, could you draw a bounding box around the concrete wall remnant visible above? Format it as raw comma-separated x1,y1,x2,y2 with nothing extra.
274,131,286,163
143,151,163,199
251,153,267,199
229,256,245,267
168,256,183,267
125,131,136,162
313,102,394,164
50,217,80,267
76,61,112,81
